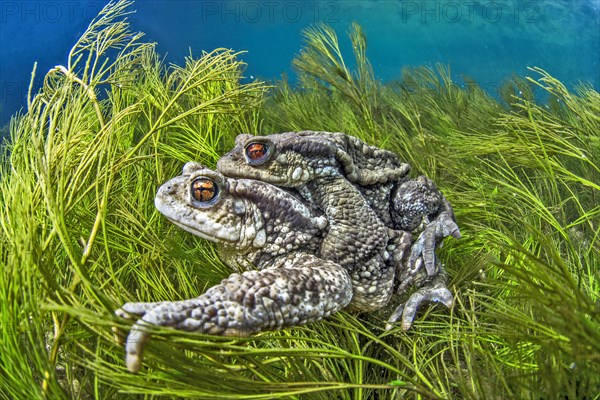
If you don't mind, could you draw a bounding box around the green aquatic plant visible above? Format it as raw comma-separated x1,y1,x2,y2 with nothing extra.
292,23,379,130
1,1,598,399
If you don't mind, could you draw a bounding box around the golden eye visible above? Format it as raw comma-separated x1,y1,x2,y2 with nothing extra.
245,142,270,165
191,178,218,203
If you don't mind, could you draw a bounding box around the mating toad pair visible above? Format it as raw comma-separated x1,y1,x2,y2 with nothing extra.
116,131,461,373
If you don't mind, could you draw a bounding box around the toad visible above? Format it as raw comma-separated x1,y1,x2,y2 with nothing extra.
216,131,458,325
117,162,403,372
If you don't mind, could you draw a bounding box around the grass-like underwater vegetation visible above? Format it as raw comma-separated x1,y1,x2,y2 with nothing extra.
1,2,598,399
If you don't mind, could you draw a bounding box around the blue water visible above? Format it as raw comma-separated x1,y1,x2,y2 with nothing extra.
1,0,599,126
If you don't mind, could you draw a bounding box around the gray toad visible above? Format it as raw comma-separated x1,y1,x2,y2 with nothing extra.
216,131,458,325
117,162,403,372
221,133,406,312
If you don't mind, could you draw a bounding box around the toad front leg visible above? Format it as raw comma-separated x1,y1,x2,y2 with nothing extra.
113,301,165,346
122,256,352,373
116,301,165,320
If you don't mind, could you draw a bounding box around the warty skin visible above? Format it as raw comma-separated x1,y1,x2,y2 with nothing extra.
117,162,388,372
217,131,458,326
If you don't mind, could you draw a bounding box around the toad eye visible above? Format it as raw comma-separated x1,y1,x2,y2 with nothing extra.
191,178,218,203
245,142,270,165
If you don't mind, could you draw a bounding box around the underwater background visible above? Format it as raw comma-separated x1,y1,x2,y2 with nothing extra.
1,1,599,399
1,0,599,127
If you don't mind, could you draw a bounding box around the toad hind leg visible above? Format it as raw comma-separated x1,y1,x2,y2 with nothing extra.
124,256,352,373
385,266,454,331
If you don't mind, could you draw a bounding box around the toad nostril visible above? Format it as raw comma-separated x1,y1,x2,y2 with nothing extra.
159,184,175,196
